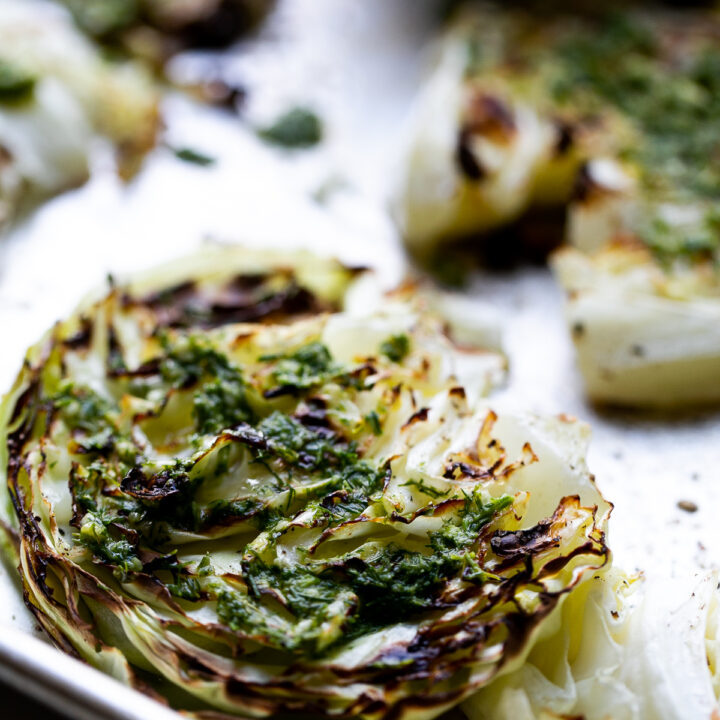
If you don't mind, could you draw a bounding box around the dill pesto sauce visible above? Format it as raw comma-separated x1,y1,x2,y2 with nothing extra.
464,11,720,263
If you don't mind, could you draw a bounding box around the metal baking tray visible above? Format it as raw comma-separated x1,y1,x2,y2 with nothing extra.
0,1,716,717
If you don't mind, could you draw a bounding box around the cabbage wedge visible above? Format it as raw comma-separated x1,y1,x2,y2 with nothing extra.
0,0,159,228
395,6,720,407
0,247,610,718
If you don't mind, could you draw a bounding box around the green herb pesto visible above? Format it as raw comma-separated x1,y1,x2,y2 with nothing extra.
76,511,142,581
198,498,265,529
430,491,513,552
546,13,720,259
46,310,514,663
553,15,720,194
53,383,115,434
160,335,255,435
251,412,386,499
257,107,323,149
216,489,513,653
639,210,720,262
379,334,411,363
0,59,36,103
261,341,342,394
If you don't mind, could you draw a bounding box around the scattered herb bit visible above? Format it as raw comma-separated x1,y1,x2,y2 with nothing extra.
257,107,323,149
76,512,142,581
400,478,449,500
261,342,341,395
429,492,513,553
197,555,213,576
311,175,349,205
379,334,410,363
167,575,203,601
364,411,382,436
0,59,36,103
171,146,216,167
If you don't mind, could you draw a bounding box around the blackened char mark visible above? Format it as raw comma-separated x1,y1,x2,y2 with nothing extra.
553,118,575,156
130,273,334,330
121,465,189,501
62,317,93,350
203,283,326,327
5,378,40,477
491,522,560,559
294,397,331,428
170,0,272,49
108,357,162,380
443,461,492,481
572,161,611,204
456,92,518,181
456,129,485,181
402,407,429,430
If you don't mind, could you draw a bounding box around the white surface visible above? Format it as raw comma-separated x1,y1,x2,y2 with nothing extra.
0,0,717,716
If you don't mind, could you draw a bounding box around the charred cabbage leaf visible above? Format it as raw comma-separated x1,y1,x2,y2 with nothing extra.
0,247,608,718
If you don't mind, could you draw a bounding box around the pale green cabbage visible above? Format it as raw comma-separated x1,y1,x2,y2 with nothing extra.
0,247,610,718
463,568,720,719
0,0,158,226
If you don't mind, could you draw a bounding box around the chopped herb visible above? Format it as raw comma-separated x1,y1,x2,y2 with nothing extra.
639,210,720,263
76,512,142,582
171,146,216,167
160,336,254,435
193,376,254,436
379,334,410,363
261,341,341,395
542,13,720,259
429,491,513,553
400,478,449,500
53,383,115,435
0,59,36,103
343,548,457,622
256,412,358,473
257,107,323,149
167,575,203,601
365,411,382,436
197,555,213,576
216,589,290,648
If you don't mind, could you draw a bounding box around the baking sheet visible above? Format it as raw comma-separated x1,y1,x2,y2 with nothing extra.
0,0,717,716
